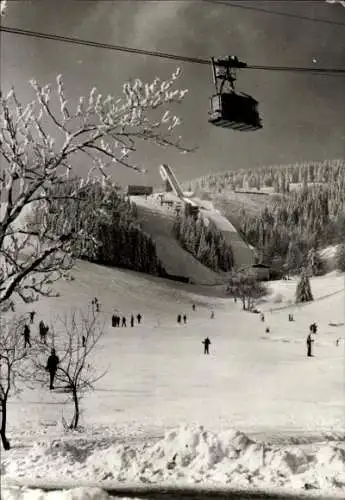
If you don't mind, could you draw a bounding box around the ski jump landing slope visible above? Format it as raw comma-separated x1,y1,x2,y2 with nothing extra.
193,200,256,270
158,165,256,270
131,195,224,285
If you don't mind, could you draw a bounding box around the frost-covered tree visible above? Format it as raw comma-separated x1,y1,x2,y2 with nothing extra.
227,269,267,311
0,315,31,450
306,247,325,277
32,308,106,430
0,0,7,16
0,70,190,308
336,242,345,272
296,271,314,303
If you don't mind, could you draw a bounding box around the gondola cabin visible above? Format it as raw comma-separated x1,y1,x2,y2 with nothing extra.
208,55,263,131
209,92,262,131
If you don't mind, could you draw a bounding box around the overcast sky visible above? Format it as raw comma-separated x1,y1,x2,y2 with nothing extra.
1,0,345,187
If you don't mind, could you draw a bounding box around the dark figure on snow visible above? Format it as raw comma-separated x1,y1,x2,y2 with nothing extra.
202,337,211,355
39,320,48,343
288,313,294,322
137,313,142,325
183,314,187,324
23,324,31,348
46,348,60,390
210,310,215,319
260,313,265,322
177,314,181,324
82,335,86,347
112,314,116,327
265,327,270,333
122,316,127,327
130,315,134,327
92,297,100,313
310,323,317,334
29,311,36,324
336,338,340,347
192,304,196,311
307,333,314,357
234,297,237,303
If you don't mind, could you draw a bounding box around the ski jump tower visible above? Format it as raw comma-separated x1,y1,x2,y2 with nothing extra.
159,164,185,199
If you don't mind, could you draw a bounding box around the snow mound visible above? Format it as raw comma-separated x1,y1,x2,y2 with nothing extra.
3,426,345,493
2,487,112,500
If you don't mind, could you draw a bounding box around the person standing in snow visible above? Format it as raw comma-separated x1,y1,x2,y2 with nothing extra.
130,314,134,327
202,337,211,355
192,304,196,311
307,332,314,357
177,314,181,324
122,316,127,327
46,348,60,390
29,311,36,324
23,324,31,348
210,310,215,319
137,313,142,325
39,320,48,344
183,313,187,324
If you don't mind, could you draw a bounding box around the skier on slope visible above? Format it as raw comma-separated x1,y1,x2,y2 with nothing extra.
202,337,211,355
23,324,31,348
137,313,142,325
46,348,60,390
307,332,314,357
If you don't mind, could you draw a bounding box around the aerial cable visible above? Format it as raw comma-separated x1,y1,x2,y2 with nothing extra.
1,26,345,77
202,0,345,27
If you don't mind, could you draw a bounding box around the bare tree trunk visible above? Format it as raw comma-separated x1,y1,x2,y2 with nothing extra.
71,389,80,429
0,399,11,450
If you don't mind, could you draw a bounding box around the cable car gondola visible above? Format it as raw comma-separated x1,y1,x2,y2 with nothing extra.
208,56,263,131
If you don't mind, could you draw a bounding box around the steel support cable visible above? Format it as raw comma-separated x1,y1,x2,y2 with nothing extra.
202,0,345,27
1,25,345,76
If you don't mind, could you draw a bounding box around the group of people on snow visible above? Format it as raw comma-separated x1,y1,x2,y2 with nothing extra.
91,297,100,313
21,312,59,390
22,316,50,349
112,313,142,328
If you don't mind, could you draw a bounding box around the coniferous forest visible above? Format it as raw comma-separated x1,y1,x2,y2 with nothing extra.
32,180,165,276
173,213,234,272
184,160,345,275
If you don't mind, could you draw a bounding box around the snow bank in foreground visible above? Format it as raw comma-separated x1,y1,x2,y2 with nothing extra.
2,426,345,494
2,487,113,500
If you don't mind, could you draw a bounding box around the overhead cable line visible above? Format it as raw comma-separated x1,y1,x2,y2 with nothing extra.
202,0,345,27
1,26,345,77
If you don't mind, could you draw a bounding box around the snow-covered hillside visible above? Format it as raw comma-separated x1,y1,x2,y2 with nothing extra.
1,261,344,497
131,194,255,277
131,195,224,285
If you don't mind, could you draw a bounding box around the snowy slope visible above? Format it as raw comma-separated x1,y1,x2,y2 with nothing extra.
1,262,344,496
132,194,255,276
131,195,224,285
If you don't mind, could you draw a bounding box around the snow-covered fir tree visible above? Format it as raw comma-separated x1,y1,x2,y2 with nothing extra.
296,271,314,303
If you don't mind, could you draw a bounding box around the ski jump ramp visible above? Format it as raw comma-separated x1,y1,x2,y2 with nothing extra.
159,164,256,270
159,164,185,199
